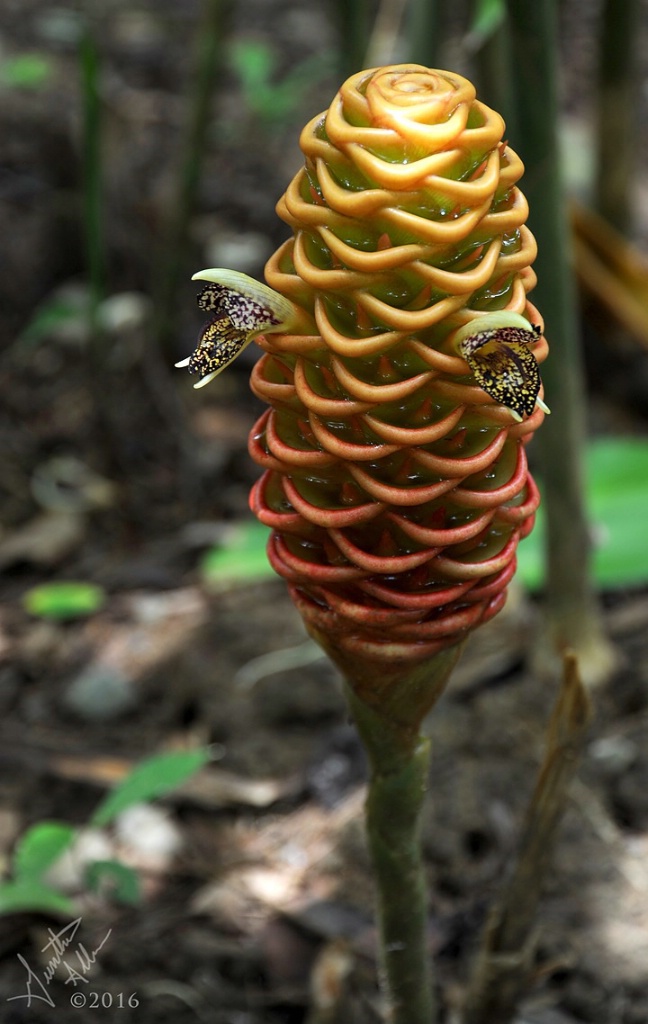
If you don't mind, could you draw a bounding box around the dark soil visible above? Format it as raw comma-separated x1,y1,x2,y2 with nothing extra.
1,3,648,1023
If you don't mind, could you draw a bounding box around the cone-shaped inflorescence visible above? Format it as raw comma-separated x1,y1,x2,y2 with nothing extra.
186,66,548,695
246,66,547,677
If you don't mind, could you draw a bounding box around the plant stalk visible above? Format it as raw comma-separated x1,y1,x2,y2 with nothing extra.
364,729,434,1023
595,0,640,234
330,644,464,1024
474,17,518,145
505,0,615,687
334,0,371,80
405,0,440,69
79,24,103,343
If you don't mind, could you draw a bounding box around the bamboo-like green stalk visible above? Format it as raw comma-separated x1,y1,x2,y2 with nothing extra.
79,25,103,342
504,0,615,686
474,16,519,146
595,0,639,234
334,0,371,80
79,17,123,467
405,0,440,69
153,0,228,358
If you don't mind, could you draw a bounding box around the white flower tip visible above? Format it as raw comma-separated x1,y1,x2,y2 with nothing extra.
193,370,220,389
175,357,191,368
537,396,551,415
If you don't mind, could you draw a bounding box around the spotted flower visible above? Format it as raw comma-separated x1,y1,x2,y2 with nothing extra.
176,270,298,388
453,312,550,422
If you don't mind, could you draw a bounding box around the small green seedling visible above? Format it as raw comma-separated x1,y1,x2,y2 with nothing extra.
201,521,272,588
16,295,90,351
0,54,52,90
23,582,106,621
467,0,507,46
229,41,333,129
0,748,211,915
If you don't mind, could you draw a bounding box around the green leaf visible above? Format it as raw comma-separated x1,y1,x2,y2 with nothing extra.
517,437,648,590
270,51,335,122
229,42,333,126
91,748,211,827
201,521,273,587
19,297,85,347
230,40,276,91
1,54,52,90
85,860,140,905
515,518,544,591
0,880,75,916
13,823,77,880
468,0,506,44
22,581,106,620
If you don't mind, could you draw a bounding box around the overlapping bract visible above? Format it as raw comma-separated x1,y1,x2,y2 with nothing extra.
249,65,548,665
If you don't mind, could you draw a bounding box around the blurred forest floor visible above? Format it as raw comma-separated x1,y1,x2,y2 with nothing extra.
1,1,648,1022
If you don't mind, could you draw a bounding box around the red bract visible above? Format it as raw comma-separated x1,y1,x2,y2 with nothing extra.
248,65,548,675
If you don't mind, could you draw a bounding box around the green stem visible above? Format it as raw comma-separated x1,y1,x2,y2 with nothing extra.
595,0,640,233
321,643,463,1024
334,0,371,79
79,23,103,342
505,0,615,685
474,17,518,145
405,0,440,68
370,747,434,1020
346,688,435,1024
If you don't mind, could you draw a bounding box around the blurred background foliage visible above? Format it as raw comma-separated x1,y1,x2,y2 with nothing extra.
2,0,647,607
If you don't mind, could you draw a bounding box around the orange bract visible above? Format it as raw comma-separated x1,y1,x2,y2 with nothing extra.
249,65,547,668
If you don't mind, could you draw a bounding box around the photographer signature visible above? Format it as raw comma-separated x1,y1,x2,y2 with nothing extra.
7,917,112,1008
